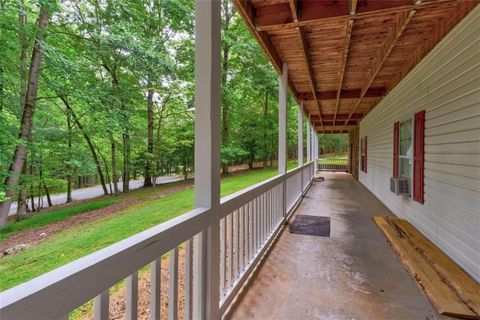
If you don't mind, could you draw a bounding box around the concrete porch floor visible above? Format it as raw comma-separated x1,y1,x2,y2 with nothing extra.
226,172,448,320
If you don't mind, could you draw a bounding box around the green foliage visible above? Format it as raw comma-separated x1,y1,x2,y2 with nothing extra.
318,134,349,154
0,199,118,241
0,2,302,217
0,164,295,290
318,153,348,165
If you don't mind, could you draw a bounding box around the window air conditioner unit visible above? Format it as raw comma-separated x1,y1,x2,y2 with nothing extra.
390,177,410,196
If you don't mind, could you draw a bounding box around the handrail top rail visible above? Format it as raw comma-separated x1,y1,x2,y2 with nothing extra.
0,161,314,319
0,206,210,318
220,162,313,214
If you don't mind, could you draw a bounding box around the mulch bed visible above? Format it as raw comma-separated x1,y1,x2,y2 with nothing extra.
77,249,187,320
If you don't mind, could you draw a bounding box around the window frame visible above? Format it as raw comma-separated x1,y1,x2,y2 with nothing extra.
397,114,415,194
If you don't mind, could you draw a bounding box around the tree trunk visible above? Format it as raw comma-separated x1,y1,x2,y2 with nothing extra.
29,169,35,213
60,96,109,196
110,134,119,194
16,160,28,220
221,0,232,175
66,109,73,203
263,92,269,168
37,166,42,213
122,129,130,192
0,6,49,227
97,145,113,195
43,180,52,207
221,45,230,174
18,0,27,112
144,88,154,187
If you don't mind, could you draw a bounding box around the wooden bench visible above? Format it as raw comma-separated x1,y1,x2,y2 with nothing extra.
373,216,480,319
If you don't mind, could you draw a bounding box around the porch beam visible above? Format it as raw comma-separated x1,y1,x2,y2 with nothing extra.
255,0,450,31
306,116,311,162
279,63,288,175
314,120,358,127
315,125,358,131
193,1,221,319
297,103,303,166
288,0,298,22
232,0,299,100
312,113,362,121
313,133,318,173
350,0,358,15
298,87,385,101
296,27,324,131
345,9,416,126
333,1,356,132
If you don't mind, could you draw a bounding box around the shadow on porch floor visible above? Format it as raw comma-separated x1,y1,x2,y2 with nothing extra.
226,172,449,320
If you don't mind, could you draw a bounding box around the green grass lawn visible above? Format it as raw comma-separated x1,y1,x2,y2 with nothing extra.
0,162,297,291
318,153,348,165
0,200,118,241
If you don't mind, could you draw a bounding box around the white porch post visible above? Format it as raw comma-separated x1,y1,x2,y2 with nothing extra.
279,63,288,219
279,63,288,175
297,103,303,167
193,1,221,319
306,116,311,162
314,133,318,173
311,124,314,161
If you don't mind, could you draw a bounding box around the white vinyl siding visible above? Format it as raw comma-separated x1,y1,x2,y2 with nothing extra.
359,5,480,282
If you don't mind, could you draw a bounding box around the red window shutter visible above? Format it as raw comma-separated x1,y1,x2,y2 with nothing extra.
393,122,399,177
365,136,367,173
413,111,425,204
360,138,364,172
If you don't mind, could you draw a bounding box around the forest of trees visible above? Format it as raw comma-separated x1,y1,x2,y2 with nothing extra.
0,0,307,227
0,1,351,228
318,134,349,155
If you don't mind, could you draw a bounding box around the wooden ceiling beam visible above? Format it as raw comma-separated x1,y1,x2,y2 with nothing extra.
311,113,363,121
298,87,386,101
288,0,298,23
255,0,453,31
232,0,300,100
315,124,357,130
350,0,358,15
296,25,324,131
333,1,356,132
314,120,359,126
345,9,416,126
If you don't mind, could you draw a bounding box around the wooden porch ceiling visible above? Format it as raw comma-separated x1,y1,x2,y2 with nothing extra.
233,0,479,133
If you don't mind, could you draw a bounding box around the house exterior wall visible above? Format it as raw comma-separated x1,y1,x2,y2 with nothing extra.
358,5,480,282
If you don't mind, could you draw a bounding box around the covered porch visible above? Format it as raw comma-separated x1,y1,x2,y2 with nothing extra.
227,172,442,319
1,1,478,319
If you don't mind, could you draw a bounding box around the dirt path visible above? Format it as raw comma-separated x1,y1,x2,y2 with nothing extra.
0,183,193,257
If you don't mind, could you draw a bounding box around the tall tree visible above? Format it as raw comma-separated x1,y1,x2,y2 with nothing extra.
0,5,50,226
144,87,155,186
221,0,235,174
60,96,109,196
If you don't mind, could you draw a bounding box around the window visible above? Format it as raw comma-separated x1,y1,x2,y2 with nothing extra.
399,118,412,179
393,110,425,204
360,136,367,173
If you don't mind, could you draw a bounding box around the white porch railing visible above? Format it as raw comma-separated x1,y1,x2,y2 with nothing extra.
0,161,314,320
